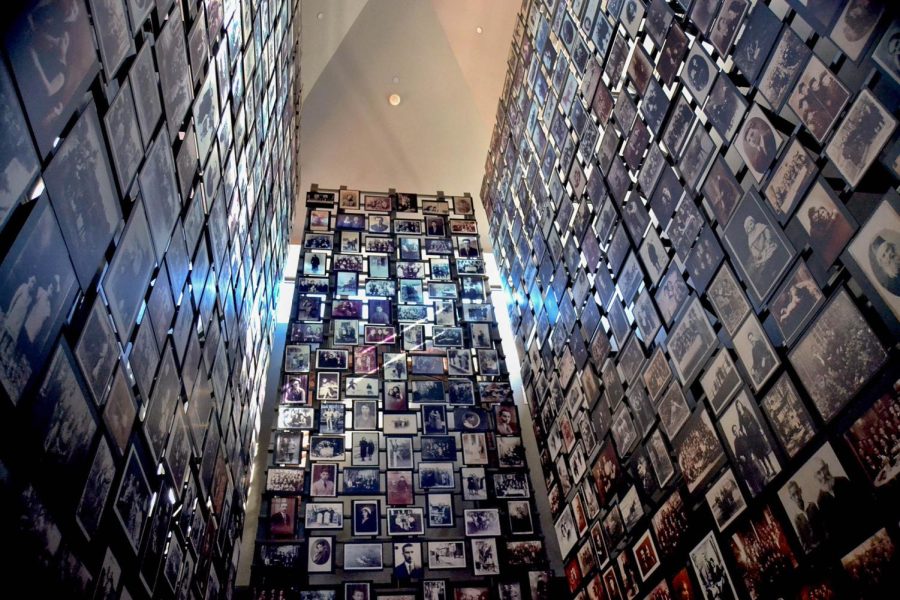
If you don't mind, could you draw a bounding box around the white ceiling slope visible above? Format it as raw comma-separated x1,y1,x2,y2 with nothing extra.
300,0,371,103
296,0,520,244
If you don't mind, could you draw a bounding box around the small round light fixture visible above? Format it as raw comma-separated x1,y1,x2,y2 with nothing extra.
475,26,483,34
388,93,402,106
317,12,324,19
392,76,400,84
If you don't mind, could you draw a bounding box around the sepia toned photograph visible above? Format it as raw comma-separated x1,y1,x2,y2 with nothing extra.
759,28,810,109
673,407,726,494
789,289,887,422
728,507,797,599
844,393,900,488
760,374,817,459
700,350,743,415
732,314,780,392
722,190,794,305
840,528,898,598
689,532,738,600
826,89,898,187
848,199,900,323
788,56,849,143
705,468,747,531
719,390,781,496
666,296,718,385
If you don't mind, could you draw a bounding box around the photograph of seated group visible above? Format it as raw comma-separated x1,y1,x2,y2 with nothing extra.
254,188,551,600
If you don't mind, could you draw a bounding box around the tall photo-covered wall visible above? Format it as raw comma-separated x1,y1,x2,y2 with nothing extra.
482,0,900,599
250,187,556,600
0,0,299,597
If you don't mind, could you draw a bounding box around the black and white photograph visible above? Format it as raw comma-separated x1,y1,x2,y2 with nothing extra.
423,405,448,435
494,472,529,498
427,493,453,527
428,540,467,570
310,435,345,461
465,508,502,537
788,56,849,143
305,503,344,529
345,583,370,600
673,408,726,494
777,442,866,553
420,462,455,490
310,464,337,497
274,431,302,465
393,542,424,581
387,507,425,536
825,89,898,187
75,438,115,541
728,507,798,600
352,500,381,536
421,436,457,462
554,506,579,559
285,345,311,372
764,138,818,224
462,432,489,465
156,11,192,137
788,289,887,422
794,179,857,269
344,542,382,571
736,106,783,182
844,393,900,488
722,190,794,306
769,260,824,345
683,44,716,103
462,467,487,500
103,79,143,192
700,351,743,415
732,314,780,392
665,297,718,385
760,374,817,459
351,432,379,466
353,400,378,430
689,532,738,600
114,447,152,553
759,28,810,109
472,538,500,577
705,468,747,531
306,535,332,573
848,198,900,323
719,390,781,496
317,350,349,370
282,375,308,404
840,528,898,598
266,468,305,495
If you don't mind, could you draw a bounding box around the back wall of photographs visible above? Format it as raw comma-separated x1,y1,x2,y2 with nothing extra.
481,0,900,599
250,187,559,600
0,0,300,598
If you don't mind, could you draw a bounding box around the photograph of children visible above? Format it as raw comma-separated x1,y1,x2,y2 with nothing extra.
778,442,872,554
728,507,797,599
673,408,726,493
705,469,747,531
719,390,781,496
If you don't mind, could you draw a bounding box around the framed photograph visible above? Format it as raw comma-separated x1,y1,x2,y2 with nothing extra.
383,352,409,380
345,583,371,600
732,314,780,391
305,503,344,530
633,530,660,581
424,215,446,237
847,198,900,325
387,437,414,469
353,400,378,430
266,468,305,495
316,372,340,401
387,507,425,536
433,326,463,348
336,272,358,296
507,499,534,535
392,542,424,582
364,325,396,345
788,289,887,422
826,90,897,187
844,393,900,488
650,490,689,560
114,447,152,553
795,179,858,270
410,381,445,405
788,56,849,143
339,189,360,209
384,413,417,435
344,542,383,571
705,468,747,531
423,580,448,600
309,435,345,461
309,210,331,231
461,467,487,500
317,350,349,370
387,470,414,505
346,375,379,397
351,432,380,466
306,535,334,573
297,296,324,320
446,380,474,406
700,351,743,415
395,219,423,234
351,500,381,536
665,296,717,386
427,540,467,570
729,507,799,598
722,190,795,306
269,497,296,538
369,255,390,278
364,193,392,212
75,438,115,542
422,405,448,435
471,538,500,576
760,374,817,459
384,382,408,411
419,462,455,490
366,279,397,298
494,472,529,498
366,236,394,254
464,508,502,537
425,493,453,528
274,432,302,464
719,390,781,496
284,345,311,373
282,375,309,404
462,433,489,465
310,464,337,497
258,544,303,568
769,260,824,346
764,139,818,224
398,305,430,323
305,233,334,250
672,407,726,493
689,532,738,600
421,436,457,461
340,231,361,253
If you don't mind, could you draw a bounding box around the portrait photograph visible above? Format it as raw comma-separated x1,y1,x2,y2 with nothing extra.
683,44,716,102
365,278,396,298
702,156,742,227
345,583,370,600
259,544,303,568
306,535,338,573
387,470,414,505
722,190,795,306
826,89,897,187
103,79,143,192
700,350,743,416
395,219,423,234
656,266,690,326
848,198,900,324
387,507,425,536
310,464,337,497
282,374,308,404
269,497,296,538
768,260,824,346
788,289,887,422
689,532,738,600
393,542,424,582
461,467,487,501
719,390,782,496
462,432,489,465
353,400,378,430
673,407,726,493
305,503,344,530
705,468,747,531
387,437,413,469
297,296,324,320
336,272,359,296
732,314,780,392
423,580,447,600
285,344,311,373
794,179,857,269
339,189,360,209
736,106,784,183
665,296,718,385
309,209,331,231
350,499,381,536
114,447,152,553
317,349,349,371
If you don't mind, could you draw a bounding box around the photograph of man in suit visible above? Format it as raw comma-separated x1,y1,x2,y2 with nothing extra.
393,542,423,581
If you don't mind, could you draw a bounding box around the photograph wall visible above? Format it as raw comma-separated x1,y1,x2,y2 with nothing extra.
0,0,299,598
481,0,900,599
250,188,555,600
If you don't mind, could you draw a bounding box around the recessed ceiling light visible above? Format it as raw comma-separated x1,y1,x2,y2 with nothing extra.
388,93,402,106
392,76,400,84
476,26,483,34
317,12,324,19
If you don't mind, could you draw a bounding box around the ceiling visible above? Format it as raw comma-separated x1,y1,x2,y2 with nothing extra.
294,0,521,247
